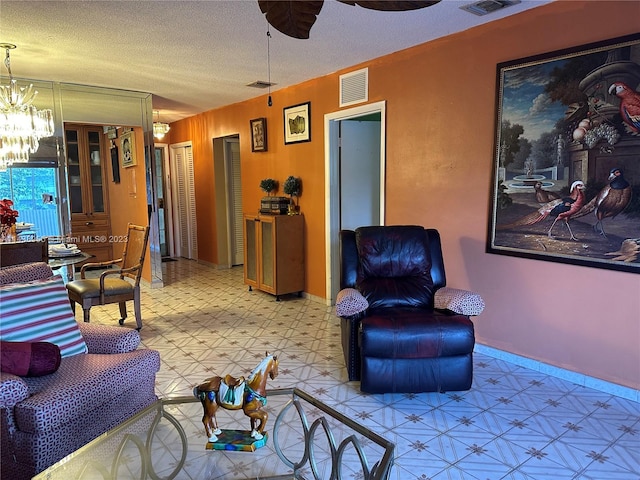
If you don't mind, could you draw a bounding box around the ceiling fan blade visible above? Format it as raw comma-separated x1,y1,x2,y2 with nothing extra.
258,0,325,39
337,0,440,11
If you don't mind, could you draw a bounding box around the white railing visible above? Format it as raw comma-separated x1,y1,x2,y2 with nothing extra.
16,209,60,238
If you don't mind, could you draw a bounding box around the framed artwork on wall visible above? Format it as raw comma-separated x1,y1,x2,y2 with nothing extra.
250,117,267,152
284,102,311,144
120,130,136,168
487,33,640,274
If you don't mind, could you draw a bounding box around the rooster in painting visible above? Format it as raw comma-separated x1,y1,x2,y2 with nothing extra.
498,181,586,240
573,168,633,238
608,82,640,133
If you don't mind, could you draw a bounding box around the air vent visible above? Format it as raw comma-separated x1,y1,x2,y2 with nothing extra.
340,68,368,107
247,80,275,89
460,0,521,16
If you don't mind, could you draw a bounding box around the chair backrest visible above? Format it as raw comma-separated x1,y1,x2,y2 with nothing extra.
0,239,49,268
120,224,150,284
339,225,447,309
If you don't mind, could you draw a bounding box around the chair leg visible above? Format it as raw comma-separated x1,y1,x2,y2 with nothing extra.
118,302,128,326
83,308,90,323
133,288,142,331
69,299,76,314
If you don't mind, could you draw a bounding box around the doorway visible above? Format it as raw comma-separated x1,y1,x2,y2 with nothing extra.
154,144,171,258
324,101,386,303
213,135,243,268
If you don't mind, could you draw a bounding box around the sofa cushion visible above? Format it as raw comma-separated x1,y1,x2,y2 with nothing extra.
0,341,61,377
13,348,161,433
0,275,88,358
0,262,53,286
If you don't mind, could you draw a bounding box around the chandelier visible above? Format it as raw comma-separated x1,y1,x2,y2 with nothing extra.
0,43,54,170
153,110,170,140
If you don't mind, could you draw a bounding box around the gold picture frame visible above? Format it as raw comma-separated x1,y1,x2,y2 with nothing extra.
120,130,136,168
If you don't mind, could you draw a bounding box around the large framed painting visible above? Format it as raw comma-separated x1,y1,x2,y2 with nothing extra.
284,102,310,144
487,33,640,274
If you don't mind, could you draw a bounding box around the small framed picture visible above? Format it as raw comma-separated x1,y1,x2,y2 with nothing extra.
284,102,310,144
120,130,136,168
250,117,267,152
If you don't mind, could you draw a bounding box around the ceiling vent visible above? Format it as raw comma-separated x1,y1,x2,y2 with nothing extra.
460,0,521,16
247,80,275,89
340,68,368,107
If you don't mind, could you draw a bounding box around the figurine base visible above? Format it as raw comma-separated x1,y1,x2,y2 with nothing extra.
205,430,268,451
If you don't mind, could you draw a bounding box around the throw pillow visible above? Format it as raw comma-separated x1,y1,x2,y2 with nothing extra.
1,341,61,376
335,288,369,317
0,275,88,357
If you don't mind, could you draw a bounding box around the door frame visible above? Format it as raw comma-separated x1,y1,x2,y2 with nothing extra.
154,143,173,257
324,101,386,304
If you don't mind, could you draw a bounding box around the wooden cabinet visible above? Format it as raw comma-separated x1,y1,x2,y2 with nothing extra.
244,214,304,299
64,125,112,263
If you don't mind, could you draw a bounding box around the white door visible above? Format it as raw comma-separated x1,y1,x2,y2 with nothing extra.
325,101,386,303
169,143,198,260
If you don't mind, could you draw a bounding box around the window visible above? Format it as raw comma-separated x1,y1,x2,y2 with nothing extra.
0,165,61,238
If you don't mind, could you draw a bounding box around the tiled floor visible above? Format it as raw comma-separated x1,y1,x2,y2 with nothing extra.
83,259,639,480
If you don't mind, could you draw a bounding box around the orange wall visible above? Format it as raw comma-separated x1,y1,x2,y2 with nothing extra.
106,127,151,281
168,1,640,389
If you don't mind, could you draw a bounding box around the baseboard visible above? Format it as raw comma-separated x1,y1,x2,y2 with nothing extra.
474,343,639,403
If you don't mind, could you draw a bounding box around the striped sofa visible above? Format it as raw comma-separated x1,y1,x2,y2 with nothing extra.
0,262,161,479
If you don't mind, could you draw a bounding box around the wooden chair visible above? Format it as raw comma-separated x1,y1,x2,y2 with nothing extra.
66,224,150,330
0,238,48,267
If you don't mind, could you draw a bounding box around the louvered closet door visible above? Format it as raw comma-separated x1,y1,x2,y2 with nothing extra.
171,144,198,260
227,139,244,266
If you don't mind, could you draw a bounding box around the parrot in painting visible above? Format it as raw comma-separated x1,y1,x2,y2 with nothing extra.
573,168,633,238
608,82,640,133
498,181,586,240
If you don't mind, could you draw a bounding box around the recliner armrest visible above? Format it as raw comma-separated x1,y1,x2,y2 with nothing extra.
434,287,485,316
335,288,369,317
78,323,141,354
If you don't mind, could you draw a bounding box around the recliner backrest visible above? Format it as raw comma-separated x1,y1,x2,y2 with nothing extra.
339,225,447,310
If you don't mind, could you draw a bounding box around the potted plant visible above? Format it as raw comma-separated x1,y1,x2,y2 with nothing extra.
259,178,278,196
283,176,302,215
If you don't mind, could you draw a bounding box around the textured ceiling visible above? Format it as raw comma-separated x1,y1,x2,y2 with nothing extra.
0,0,551,122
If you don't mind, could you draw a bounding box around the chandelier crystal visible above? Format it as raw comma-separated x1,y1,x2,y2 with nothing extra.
153,110,170,140
0,43,54,170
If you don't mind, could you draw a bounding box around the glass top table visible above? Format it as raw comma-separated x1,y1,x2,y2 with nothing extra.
34,388,394,480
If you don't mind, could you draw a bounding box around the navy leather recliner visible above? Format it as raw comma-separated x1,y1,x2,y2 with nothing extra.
338,225,475,394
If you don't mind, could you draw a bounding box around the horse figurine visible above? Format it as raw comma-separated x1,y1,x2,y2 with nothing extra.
193,352,279,443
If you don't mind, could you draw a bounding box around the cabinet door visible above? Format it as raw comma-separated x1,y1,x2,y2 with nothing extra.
243,215,258,287
65,128,84,214
65,126,108,216
85,128,107,214
259,216,275,292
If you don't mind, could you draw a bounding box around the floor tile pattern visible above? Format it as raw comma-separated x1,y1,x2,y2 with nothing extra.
80,259,640,480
